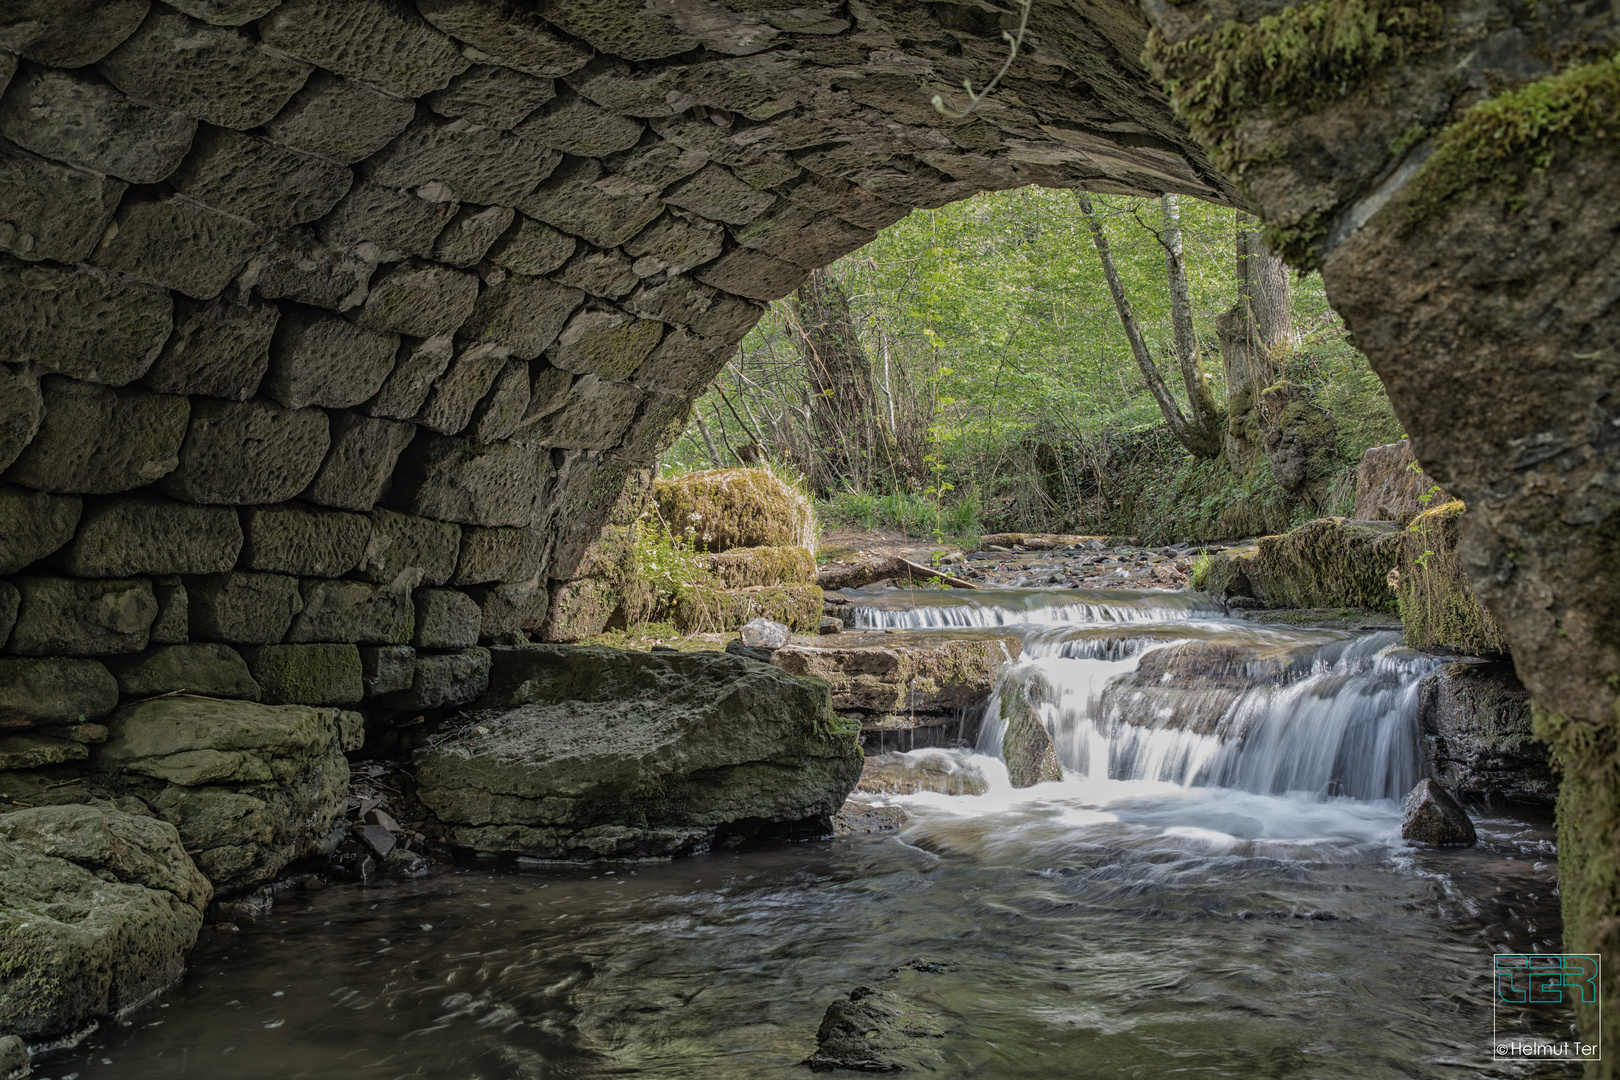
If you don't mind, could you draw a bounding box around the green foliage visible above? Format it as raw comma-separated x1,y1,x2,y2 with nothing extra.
1395,500,1508,653
819,488,982,547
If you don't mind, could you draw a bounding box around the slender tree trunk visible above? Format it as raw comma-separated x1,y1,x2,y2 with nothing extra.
1161,194,1224,447
1220,212,1295,471
792,267,888,494
694,408,722,469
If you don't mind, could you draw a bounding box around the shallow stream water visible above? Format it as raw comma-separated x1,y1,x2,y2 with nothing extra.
44,588,1572,1079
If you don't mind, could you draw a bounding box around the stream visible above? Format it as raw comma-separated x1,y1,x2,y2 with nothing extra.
42,587,1571,1079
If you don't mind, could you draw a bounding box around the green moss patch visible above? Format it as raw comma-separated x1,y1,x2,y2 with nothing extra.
652,468,816,554
697,545,816,588
1394,500,1506,655
670,583,824,634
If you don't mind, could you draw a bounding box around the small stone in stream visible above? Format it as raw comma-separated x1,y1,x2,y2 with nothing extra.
806,985,947,1072
0,1034,26,1078
832,800,908,835
1401,779,1477,846
818,616,843,635
739,617,789,649
359,823,397,857
363,807,399,832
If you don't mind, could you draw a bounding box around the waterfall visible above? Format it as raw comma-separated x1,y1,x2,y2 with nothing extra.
849,586,1226,630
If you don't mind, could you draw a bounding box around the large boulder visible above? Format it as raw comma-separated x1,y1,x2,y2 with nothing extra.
670,582,823,635
0,804,211,1043
1196,517,1402,611
413,645,864,859
1393,500,1506,655
90,697,351,893
1354,439,1452,525
996,677,1063,788
1400,779,1477,846
1418,661,1556,804
650,467,815,553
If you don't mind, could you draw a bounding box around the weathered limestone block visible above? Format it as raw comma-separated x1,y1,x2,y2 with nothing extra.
672,583,822,634
548,307,664,380
261,70,416,166
1355,439,1452,525
624,211,726,278
652,467,815,552
0,261,173,386
537,576,620,642
0,138,127,264
618,390,692,463
264,307,398,409
0,582,15,650
358,259,480,338
382,647,491,710
165,1,283,26
487,214,576,276
158,398,330,505
5,576,157,657
784,173,909,230
602,135,710,192
514,89,644,157
415,0,593,79
1395,501,1505,656
251,229,375,313
690,292,762,346
2,0,152,68
286,580,414,645
458,274,583,360
56,495,243,577
466,576,549,639
0,657,119,729
733,202,875,268
452,526,545,586
105,643,261,700
433,205,516,268
3,377,189,494
552,244,638,298
239,643,362,707
663,162,776,225
1418,660,1556,805
466,358,532,444
169,127,352,228
1203,517,1404,612
0,66,196,184
425,64,557,129
187,571,302,644
518,157,665,249
257,0,469,97
359,644,414,696
0,730,88,769
366,334,454,420
700,546,817,589
632,328,731,395
0,484,81,574
773,636,1015,720
0,364,42,474
239,503,369,576
525,374,642,450
416,645,861,859
365,115,561,206
692,247,808,302
92,194,265,300
622,277,718,329
413,588,483,648
316,178,458,259
354,508,461,587
148,579,188,645
300,412,415,512
93,695,350,890
141,295,278,400
0,804,211,1043
99,7,311,130
522,362,573,423
416,342,511,435
391,431,550,527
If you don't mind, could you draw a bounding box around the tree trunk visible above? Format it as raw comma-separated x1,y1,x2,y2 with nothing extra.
1161,195,1225,449
1221,212,1294,471
792,267,885,494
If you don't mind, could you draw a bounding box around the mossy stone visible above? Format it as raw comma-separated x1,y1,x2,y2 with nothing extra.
240,644,364,705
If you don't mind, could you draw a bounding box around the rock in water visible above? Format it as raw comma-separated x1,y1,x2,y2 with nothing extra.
739,617,790,650
806,985,946,1072
0,804,211,1043
1401,779,1477,846
997,678,1063,788
413,645,864,859
0,1034,26,1078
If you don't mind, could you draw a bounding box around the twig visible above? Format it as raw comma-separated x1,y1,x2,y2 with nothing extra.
932,0,1033,118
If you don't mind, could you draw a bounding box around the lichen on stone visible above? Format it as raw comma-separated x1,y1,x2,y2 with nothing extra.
1395,500,1507,655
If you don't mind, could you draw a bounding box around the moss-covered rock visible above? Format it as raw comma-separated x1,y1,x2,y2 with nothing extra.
1201,517,1401,611
1394,500,1505,656
651,467,815,553
997,679,1062,788
697,545,816,588
1354,439,1450,524
241,643,365,705
1417,661,1554,804
671,583,823,634
770,636,1017,717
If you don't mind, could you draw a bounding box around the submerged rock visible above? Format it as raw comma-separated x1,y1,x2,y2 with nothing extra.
832,800,909,836
1401,779,1477,846
413,645,864,860
0,1035,25,1077
806,985,947,1072
0,804,211,1043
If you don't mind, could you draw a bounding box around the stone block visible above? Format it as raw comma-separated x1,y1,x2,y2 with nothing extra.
416,343,510,435
316,179,458,260
415,0,592,79
663,163,776,225
553,245,638,299
0,261,173,386
0,656,119,728
357,260,480,338
252,229,375,314
99,8,311,130
240,643,363,705
263,307,398,410
513,89,644,157
548,308,664,380
92,194,265,300
3,377,189,495
433,205,515,268
623,211,726,278
6,576,156,657
522,363,573,424
165,1,282,26
0,484,81,574
452,526,545,586
141,295,278,401
690,292,763,345
538,576,620,642
104,643,261,700
526,375,642,451
486,214,575,276
0,138,126,264
0,66,196,184
0,364,41,474
602,136,710,194
187,571,303,644
359,644,415,696
158,398,330,505
5,0,151,68
260,71,416,166
425,64,557,130
169,127,351,229
623,277,717,329
354,508,461,588
734,202,875,268
692,247,809,302
382,647,490,710
390,431,550,528
466,576,547,640
257,0,469,97
56,495,243,577
365,334,454,420
457,275,583,361
466,358,531,444
300,412,415,512
0,581,14,650
413,588,482,648
239,503,369,576
286,580,414,645
149,579,188,645
0,730,87,769
364,115,561,206
617,390,692,463
518,156,664,249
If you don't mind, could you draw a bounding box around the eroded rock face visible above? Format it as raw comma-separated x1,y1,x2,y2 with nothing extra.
1400,779,1477,847
413,645,863,859
1417,661,1556,805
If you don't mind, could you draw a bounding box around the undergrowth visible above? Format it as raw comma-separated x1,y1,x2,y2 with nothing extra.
818,488,982,547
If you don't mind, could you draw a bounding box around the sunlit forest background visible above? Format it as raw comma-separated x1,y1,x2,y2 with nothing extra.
660,188,1403,547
